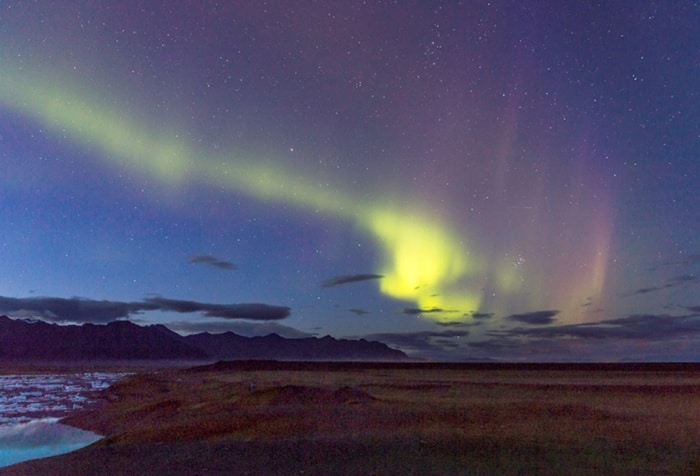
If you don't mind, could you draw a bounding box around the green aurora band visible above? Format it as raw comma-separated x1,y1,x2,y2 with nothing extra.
0,66,484,319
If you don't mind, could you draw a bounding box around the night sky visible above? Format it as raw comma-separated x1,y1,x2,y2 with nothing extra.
0,1,698,361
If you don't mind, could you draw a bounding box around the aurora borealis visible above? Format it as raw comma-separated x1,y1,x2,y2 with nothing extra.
0,1,698,360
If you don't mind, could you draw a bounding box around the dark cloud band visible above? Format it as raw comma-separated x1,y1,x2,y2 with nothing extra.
321,274,383,288
188,254,237,271
144,297,290,320
507,310,559,325
0,295,289,323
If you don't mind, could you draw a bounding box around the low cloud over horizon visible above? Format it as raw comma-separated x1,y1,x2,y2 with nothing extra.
354,309,700,361
403,307,460,316
358,329,471,360
0,295,290,323
498,312,700,341
4,294,700,362
144,296,290,320
506,310,560,325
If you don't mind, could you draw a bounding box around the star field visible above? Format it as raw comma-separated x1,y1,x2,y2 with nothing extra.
0,1,698,360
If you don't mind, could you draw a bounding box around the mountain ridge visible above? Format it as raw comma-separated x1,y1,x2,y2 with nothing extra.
0,315,407,361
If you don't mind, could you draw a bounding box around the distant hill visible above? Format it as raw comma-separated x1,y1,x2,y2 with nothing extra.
183,331,407,361
0,315,407,361
0,316,206,360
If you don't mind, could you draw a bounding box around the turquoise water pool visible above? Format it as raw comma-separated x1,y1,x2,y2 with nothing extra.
0,372,126,468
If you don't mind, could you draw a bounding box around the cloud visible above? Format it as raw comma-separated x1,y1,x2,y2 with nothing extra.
435,320,473,327
506,310,559,325
461,312,700,361
419,306,700,361
402,307,460,316
471,312,495,319
631,286,659,295
144,297,290,320
0,295,290,323
189,254,237,271
502,312,700,341
629,274,698,296
403,307,440,315
0,296,154,323
321,274,383,288
348,308,369,316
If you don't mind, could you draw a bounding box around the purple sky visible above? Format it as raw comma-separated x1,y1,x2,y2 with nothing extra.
0,1,699,361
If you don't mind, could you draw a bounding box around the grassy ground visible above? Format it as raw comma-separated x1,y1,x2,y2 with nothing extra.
3,362,700,475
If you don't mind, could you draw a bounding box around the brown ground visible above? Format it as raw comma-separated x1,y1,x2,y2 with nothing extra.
3,361,700,475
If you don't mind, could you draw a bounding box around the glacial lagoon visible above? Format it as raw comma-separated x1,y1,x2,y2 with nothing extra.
0,372,126,468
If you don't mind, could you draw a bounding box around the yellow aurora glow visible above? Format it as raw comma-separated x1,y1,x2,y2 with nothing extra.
369,209,482,313
0,66,487,319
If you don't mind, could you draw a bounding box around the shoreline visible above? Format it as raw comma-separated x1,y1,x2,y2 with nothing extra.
7,358,700,373
2,361,700,474
0,360,214,375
